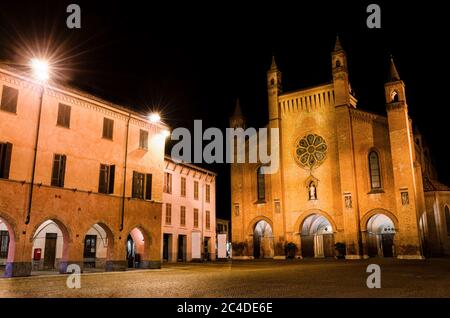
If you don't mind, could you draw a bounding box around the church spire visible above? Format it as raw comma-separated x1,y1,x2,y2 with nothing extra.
388,55,401,82
230,98,245,128
233,98,242,117
270,54,278,70
333,35,344,52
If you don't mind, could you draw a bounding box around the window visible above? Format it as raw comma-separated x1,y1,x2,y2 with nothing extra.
132,172,152,200
180,177,186,197
445,206,450,236
0,86,18,113
0,230,9,258
180,206,186,226
369,151,382,190
139,129,149,150
194,180,199,200
194,209,199,228
257,167,265,201
205,184,210,203
165,203,172,225
164,172,172,194
0,142,12,179
206,210,211,230
51,154,66,187
102,117,114,140
98,164,115,194
57,103,71,128
234,203,240,217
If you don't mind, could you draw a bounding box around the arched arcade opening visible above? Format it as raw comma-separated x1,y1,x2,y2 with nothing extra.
83,223,114,270
0,217,15,270
126,227,150,268
31,220,69,271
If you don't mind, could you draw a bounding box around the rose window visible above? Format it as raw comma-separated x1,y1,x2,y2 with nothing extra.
294,134,327,169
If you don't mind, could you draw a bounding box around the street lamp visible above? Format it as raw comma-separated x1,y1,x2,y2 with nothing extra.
26,58,50,224
149,112,161,123
30,58,50,82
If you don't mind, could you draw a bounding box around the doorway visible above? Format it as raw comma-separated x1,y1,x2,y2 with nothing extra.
203,237,210,261
163,233,172,262
177,234,187,262
43,233,57,269
301,214,334,258
83,235,97,268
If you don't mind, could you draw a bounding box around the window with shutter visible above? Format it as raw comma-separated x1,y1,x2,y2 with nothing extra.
0,86,19,113
51,154,66,187
132,171,145,199
139,130,149,150
98,164,115,194
57,103,71,128
145,174,152,200
0,142,12,179
102,118,114,140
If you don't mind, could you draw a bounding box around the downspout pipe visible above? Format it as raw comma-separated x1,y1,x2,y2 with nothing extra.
120,113,131,231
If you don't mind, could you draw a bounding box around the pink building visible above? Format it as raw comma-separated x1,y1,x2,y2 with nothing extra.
162,156,216,262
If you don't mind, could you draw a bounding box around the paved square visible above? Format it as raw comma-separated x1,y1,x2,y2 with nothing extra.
1,259,450,298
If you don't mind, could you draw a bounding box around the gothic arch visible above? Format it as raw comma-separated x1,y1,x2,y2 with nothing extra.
83,221,115,261
294,209,338,234
246,216,273,236
0,211,19,242
29,216,72,244
360,208,399,231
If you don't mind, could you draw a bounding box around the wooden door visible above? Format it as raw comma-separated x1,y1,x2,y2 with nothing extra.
43,233,57,269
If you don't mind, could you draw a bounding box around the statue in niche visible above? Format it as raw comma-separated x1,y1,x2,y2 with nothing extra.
308,182,317,200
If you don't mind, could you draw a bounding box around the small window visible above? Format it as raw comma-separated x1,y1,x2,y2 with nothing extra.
369,151,382,190
180,177,186,197
257,167,265,201
445,206,450,236
98,164,115,194
57,103,71,128
391,91,399,102
164,172,172,194
180,206,186,226
0,142,13,179
51,154,66,187
205,184,211,203
206,210,211,230
0,86,18,113
234,203,240,217
194,209,199,228
165,203,172,225
194,180,199,200
139,129,149,150
132,171,151,199
102,117,114,140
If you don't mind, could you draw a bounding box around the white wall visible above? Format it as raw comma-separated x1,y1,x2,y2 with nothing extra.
31,221,64,263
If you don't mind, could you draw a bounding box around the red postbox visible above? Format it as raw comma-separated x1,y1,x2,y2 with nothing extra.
33,248,42,261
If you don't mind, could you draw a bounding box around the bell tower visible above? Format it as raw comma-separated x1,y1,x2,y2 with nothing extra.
267,55,282,122
385,56,424,259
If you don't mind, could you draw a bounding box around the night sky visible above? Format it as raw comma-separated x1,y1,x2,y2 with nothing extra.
0,1,448,220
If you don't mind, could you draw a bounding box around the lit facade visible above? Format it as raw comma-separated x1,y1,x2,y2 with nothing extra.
230,38,450,260
0,63,168,277
162,156,216,262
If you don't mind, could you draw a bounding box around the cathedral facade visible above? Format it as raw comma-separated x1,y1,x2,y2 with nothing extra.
230,38,450,260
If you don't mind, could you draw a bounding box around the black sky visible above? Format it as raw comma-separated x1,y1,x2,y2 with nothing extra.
0,1,448,220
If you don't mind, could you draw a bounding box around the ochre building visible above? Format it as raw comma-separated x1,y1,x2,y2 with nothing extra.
0,63,168,277
230,38,450,260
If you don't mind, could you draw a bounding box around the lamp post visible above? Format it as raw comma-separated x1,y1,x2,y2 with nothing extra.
25,59,49,224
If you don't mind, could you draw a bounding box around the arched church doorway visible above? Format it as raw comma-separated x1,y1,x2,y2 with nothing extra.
301,214,334,258
0,217,14,270
31,220,69,271
366,214,395,257
253,220,274,259
83,223,113,270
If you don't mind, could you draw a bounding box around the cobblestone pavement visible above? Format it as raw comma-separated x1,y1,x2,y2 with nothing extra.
1,258,450,298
